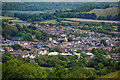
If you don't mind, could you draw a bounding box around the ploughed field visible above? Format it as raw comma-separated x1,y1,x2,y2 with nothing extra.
65,18,120,23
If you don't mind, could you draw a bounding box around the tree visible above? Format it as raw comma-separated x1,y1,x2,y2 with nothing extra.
16,24,23,31
2,55,11,63
100,39,107,47
52,65,68,78
65,70,87,78
77,49,82,53
56,18,62,22
2,59,48,79
12,44,22,50
23,33,33,41
27,19,31,22
9,21,13,24
95,63,104,70
103,4,110,9
93,54,108,67
23,57,30,63
68,37,73,42
58,54,68,61
81,53,86,58
2,25,18,38
54,46,62,53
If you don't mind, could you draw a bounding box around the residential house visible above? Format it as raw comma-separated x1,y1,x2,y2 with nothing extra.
111,53,120,59
5,47,14,52
38,48,49,55
22,53,37,59
85,53,94,59
60,53,72,56
103,55,111,58
11,37,23,41
104,47,112,52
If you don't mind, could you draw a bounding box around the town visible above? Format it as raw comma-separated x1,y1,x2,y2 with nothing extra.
1,22,120,59
1,2,120,79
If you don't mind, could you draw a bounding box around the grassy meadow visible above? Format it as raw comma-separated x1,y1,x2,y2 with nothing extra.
8,10,45,14
39,20,59,24
97,70,120,79
88,7,118,16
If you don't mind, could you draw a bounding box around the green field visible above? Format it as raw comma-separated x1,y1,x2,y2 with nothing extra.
17,22,31,25
87,7,118,16
8,19,27,23
97,70,120,79
40,19,80,24
39,20,59,24
1,16,27,23
0,16,15,20
8,10,45,14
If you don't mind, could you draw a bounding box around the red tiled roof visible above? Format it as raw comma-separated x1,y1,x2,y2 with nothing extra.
111,54,117,56
5,47,13,50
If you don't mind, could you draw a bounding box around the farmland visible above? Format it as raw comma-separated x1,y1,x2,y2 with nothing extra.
38,20,80,25
8,10,45,14
87,7,118,16
64,18,119,23
1,16,27,23
61,21,79,24
39,20,59,24
0,16,15,20
8,19,27,23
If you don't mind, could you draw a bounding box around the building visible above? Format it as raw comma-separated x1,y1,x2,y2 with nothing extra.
85,53,94,59
11,37,23,41
48,52,59,56
38,48,49,55
22,53,37,59
103,55,111,58
111,53,120,59
5,47,14,52
60,53,72,56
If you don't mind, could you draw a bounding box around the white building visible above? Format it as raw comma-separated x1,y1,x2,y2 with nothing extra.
48,52,59,56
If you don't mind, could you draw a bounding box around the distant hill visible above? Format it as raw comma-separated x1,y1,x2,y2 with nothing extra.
87,7,119,16
2,2,119,11
97,70,120,79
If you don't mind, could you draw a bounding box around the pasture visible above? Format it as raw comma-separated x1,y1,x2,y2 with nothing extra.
8,10,45,14
0,16,15,20
98,70,120,79
88,7,118,16
40,20,59,24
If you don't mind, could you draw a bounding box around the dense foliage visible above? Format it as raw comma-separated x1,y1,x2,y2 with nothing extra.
2,22,48,41
76,22,118,37
2,50,120,79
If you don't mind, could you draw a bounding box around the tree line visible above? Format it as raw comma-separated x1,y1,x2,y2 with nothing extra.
2,48,120,79
12,8,119,22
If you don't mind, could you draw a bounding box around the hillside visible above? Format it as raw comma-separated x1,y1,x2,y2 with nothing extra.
88,7,119,16
98,70,120,79
2,2,118,11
